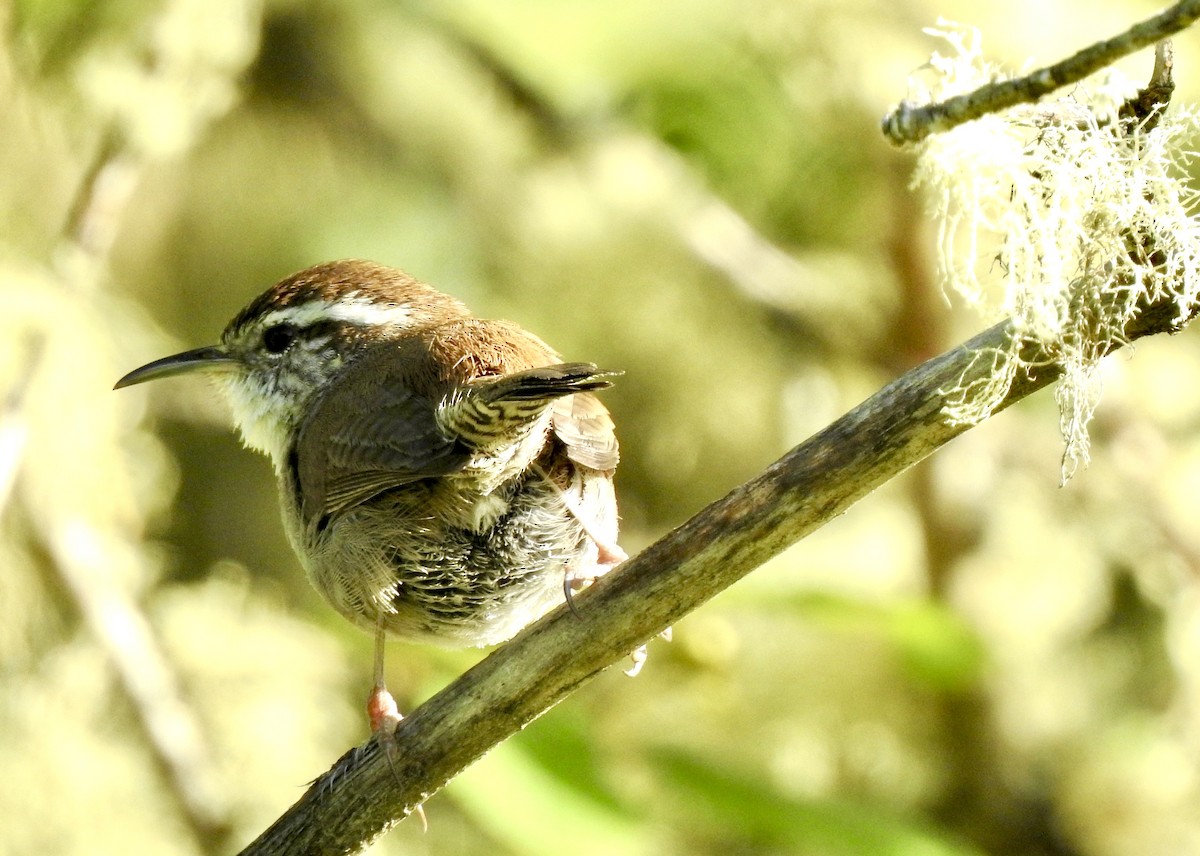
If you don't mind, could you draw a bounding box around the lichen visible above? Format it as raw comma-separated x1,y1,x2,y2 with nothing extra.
910,23,1200,480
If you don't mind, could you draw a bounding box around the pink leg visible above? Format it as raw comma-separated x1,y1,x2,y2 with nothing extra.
370,618,427,830
369,619,404,734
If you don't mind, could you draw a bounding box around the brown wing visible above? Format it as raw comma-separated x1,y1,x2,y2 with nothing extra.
552,391,619,471
294,345,471,525
295,320,619,525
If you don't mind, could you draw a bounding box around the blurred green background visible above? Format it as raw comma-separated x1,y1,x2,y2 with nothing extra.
3,0,1200,854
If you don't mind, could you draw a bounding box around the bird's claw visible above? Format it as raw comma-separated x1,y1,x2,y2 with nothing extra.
624,645,648,677
622,626,672,677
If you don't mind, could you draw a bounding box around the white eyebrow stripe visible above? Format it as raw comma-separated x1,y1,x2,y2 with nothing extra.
261,297,413,329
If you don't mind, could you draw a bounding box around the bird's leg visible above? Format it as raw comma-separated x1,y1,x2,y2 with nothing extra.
367,616,427,830
367,618,402,734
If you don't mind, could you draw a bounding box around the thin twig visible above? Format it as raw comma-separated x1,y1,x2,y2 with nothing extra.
54,128,145,291
1119,40,1176,131
46,522,232,840
882,0,1200,145
0,334,44,517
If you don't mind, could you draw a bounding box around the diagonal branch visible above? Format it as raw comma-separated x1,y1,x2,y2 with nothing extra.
881,0,1200,144
238,287,1193,855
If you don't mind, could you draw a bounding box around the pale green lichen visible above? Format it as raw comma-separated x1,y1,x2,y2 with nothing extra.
910,23,1200,480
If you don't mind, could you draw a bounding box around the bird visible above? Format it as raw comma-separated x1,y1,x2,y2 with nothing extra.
115,259,626,737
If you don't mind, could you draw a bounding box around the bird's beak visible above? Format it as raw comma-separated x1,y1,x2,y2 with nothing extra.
114,346,239,390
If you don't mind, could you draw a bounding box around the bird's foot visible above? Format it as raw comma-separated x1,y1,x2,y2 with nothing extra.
563,540,628,614
595,540,628,568
368,682,403,734
561,542,672,676
367,684,428,831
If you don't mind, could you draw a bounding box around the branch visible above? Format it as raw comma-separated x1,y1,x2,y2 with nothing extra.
238,282,1191,854
881,0,1200,144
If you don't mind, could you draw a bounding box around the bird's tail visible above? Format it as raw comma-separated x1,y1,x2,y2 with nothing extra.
447,363,620,448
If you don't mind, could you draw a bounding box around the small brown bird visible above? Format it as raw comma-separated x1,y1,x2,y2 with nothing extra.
116,260,625,734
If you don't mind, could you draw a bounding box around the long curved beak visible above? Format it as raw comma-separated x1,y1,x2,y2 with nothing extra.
114,346,239,390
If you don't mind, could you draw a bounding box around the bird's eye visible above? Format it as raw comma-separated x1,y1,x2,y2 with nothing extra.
262,323,298,354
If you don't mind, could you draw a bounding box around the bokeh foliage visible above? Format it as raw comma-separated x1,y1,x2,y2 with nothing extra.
2,0,1199,854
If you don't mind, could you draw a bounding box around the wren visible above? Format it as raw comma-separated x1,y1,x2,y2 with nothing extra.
116,259,626,735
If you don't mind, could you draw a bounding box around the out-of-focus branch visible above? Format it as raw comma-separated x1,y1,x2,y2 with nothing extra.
882,0,1200,144
54,128,144,291
410,14,889,353
0,335,44,515
26,0,264,848
45,87,234,851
